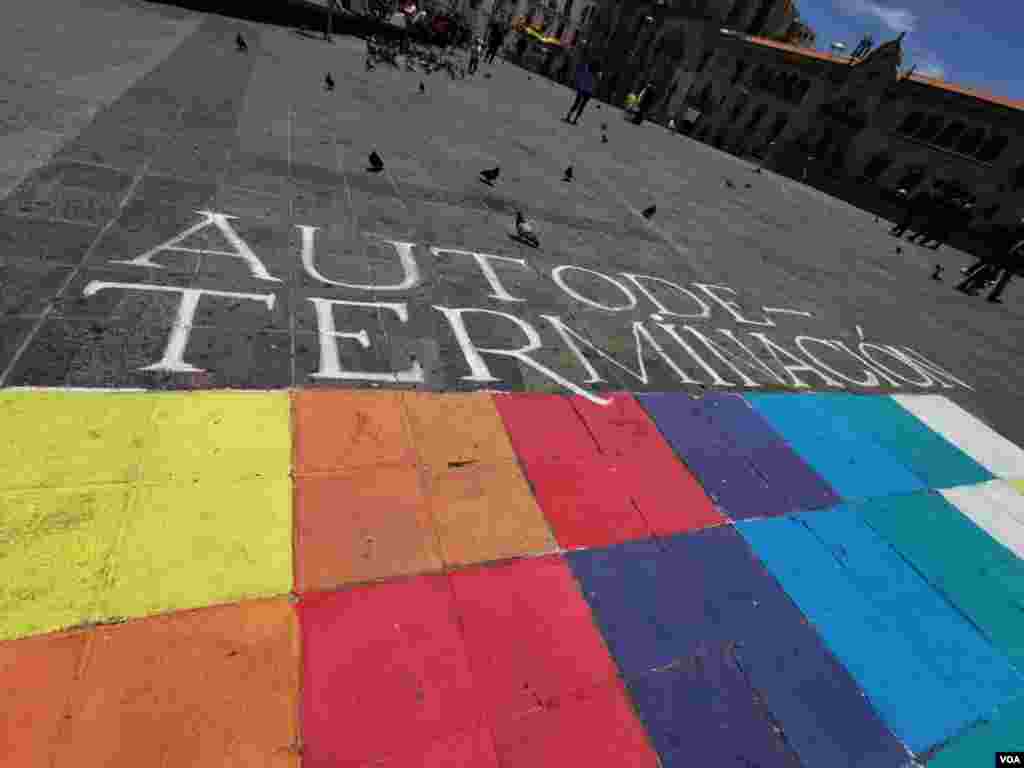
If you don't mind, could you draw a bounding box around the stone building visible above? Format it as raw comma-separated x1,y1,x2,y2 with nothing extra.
683,30,1024,234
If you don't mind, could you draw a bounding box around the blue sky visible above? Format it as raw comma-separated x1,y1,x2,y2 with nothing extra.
796,0,1022,101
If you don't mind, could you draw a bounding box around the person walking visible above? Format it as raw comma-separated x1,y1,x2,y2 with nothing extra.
564,59,596,125
890,183,932,238
485,22,503,63
468,36,483,74
632,81,658,125
957,228,1023,302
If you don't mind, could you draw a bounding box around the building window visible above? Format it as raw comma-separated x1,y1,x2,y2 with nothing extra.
977,135,1009,163
746,107,767,132
863,152,892,181
956,127,985,155
896,166,925,190
768,114,788,142
915,114,944,142
731,60,748,86
934,121,966,149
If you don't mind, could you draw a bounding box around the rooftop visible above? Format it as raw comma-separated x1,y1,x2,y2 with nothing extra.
740,34,1024,113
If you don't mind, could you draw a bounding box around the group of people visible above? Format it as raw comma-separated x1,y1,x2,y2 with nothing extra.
891,181,1017,303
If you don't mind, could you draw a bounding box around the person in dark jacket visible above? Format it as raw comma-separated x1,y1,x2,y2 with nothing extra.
632,81,657,125
890,183,933,238
564,60,596,124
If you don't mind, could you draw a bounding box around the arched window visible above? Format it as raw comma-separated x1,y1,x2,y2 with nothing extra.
863,152,892,181
896,166,925,189
768,114,789,141
897,112,923,135
1013,164,1024,191
746,106,767,131
977,135,1009,163
915,114,944,142
731,59,749,85
956,127,985,155
934,121,966,149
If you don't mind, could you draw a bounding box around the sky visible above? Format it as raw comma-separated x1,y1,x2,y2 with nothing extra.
795,0,1023,101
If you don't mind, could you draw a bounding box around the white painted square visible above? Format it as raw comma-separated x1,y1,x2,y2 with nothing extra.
942,480,1024,560
892,394,1024,480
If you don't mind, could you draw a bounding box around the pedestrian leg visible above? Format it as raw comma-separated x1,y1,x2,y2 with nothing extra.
986,268,1012,302
956,262,992,294
570,94,590,124
565,92,583,122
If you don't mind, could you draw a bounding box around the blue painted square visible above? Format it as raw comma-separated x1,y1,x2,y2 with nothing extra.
745,393,926,501
818,393,993,488
637,392,792,519
571,527,909,768
738,509,1024,755
627,643,802,768
697,393,840,512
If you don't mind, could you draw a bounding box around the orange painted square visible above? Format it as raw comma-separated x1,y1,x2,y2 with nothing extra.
294,467,442,591
403,392,518,471
293,390,415,475
49,599,300,767
0,631,88,767
424,462,556,566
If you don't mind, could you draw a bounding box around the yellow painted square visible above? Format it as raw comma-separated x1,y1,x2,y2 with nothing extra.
0,391,154,490
0,484,133,641
1012,479,1024,496
100,477,293,619
140,391,292,483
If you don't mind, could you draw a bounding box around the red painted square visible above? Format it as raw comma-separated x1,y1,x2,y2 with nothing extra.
298,576,481,768
623,454,724,536
492,393,599,465
370,727,500,767
525,460,651,549
571,393,678,461
491,679,660,768
449,556,619,722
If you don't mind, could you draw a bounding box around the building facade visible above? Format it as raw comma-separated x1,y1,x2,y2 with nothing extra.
683,31,1024,234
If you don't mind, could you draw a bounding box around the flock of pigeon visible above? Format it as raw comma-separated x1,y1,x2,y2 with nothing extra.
234,30,692,249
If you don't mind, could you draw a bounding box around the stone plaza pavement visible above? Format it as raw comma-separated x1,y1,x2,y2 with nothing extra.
2,1,1024,766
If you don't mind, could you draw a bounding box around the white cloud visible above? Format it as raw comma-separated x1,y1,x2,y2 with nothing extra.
914,52,946,78
837,0,917,33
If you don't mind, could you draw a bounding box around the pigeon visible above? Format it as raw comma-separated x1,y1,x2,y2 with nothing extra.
744,182,752,189
601,133,609,144
754,168,763,174
484,72,492,79
325,73,335,91
368,151,384,172
236,33,248,53
931,264,944,280
563,166,573,182
600,123,608,131
724,179,736,189
419,81,425,93
641,205,656,219
479,167,500,185
366,57,375,71
514,211,539,247
896,246,903,254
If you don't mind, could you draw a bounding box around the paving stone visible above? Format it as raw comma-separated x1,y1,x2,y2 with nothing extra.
402,391,519,471
7,316,292,389
294,466,441,590
297,576,480,767
18,599,299,767
292,389,415,474
0,389,154,491
423,461,556,566
450,556,619,721
0,261,72,317
491,678,660,768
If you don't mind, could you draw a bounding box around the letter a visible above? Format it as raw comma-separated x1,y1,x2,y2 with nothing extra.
111,210,282,282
